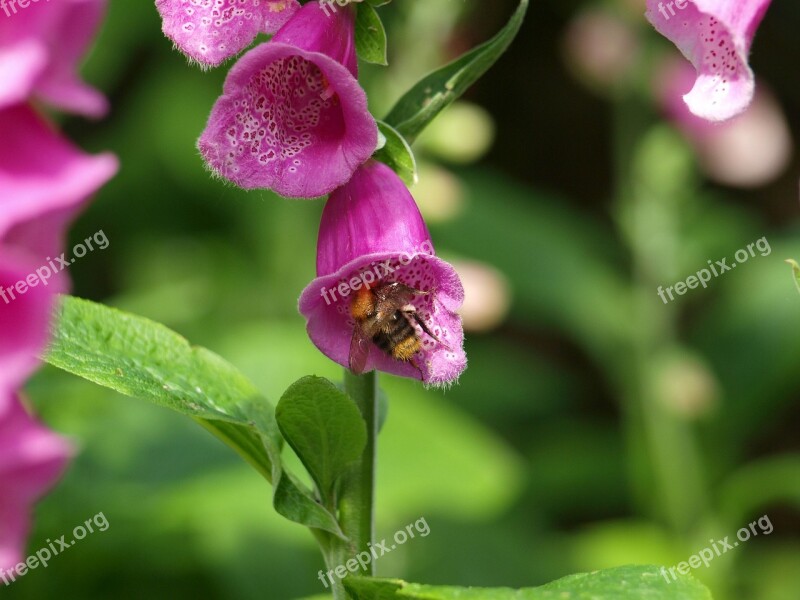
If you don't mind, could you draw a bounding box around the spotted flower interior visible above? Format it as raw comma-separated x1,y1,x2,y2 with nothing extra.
223,56,341,176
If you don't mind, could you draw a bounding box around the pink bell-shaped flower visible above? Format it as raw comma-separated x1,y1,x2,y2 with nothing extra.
197,2,377,198
299,161,467,386
0,104,117,389
0,0,109,117
156,0,301,67
0,104,114,577
645,0,772,122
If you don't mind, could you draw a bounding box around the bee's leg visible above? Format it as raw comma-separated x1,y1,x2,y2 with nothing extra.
409,356,425,381
406,310,451,350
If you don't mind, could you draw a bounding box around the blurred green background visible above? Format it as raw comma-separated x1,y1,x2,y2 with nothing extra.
11,0,800,598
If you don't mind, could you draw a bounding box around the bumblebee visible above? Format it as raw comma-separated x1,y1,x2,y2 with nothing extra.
349,282,440,375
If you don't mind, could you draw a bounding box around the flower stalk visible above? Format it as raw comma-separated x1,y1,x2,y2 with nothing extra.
313,369,377,600
339,369,377,567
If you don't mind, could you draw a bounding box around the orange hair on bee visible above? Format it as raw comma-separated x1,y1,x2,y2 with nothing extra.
350,286,374,320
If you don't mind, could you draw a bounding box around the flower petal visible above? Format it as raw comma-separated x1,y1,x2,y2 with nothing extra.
0,0,109,117
262,0,301,34
156,0,301,67
0,256,54,391
0,105,117,388
0,394,72,571
198,43,376,198
645,0,772,121
272,1,358,77
0,40,48,112
316,160,432,276
0,105,118,261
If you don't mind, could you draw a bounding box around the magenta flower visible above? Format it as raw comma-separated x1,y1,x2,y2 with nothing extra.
645,0,772,122
299,161,467,386
156,0,301,67
0,0,109,117
0,393,72,572
0,104,114,572
0,104,117,388
654,58,791,187
198,2,377,198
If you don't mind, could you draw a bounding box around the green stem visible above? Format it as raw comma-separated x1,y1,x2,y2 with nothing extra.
340,369,378,568
612,89,709,533
313,370,377,600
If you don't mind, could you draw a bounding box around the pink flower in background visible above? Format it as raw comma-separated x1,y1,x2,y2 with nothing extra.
299,161,467,386
0,105,117,388
0,0,109,117
156,0,301,67
0,107,114,570
645,0,772,122
0,393,72,572
198,2,376,198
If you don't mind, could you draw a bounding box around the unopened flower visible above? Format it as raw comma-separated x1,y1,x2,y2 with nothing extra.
299,161,467,386
0,0,109,117
156,0,301,67
562,9,639,92
645,0,772,122
198,2,376,198
0,393,72,572
0,104,118,389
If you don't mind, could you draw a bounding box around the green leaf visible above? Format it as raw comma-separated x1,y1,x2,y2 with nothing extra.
276,376,367,504
356,3,388,66
45,296,344,539
374,121,418,185
345,566,713,599
785,259,800,296
384,0,528,144
45,296,275,477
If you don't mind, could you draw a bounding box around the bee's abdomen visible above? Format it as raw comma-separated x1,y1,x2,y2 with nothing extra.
372,312,420,361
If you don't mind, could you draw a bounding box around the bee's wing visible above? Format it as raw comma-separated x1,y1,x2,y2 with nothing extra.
374,283,422,314
374,295,407,317
349,324,372,375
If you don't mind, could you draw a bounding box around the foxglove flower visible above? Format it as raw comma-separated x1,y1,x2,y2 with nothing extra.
0,105,117,388
654,59,790,187
156,0,301,67
198,2,377,198
299,161,467,386
0,104,113,572
645,0,772,122
0,0,109,117
0,393,72,572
